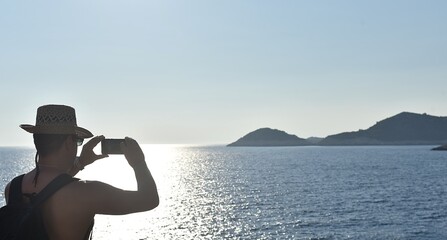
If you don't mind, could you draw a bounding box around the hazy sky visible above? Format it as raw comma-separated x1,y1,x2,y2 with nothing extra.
1,1,446,146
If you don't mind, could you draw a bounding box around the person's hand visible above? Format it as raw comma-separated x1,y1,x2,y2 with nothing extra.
79,135,109,166
121,137,146,168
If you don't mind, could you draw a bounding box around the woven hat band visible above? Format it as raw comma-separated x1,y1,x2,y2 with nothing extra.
35,105,78,127
20,104,93,139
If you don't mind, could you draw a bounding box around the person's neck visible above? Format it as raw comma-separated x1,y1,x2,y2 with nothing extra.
37,154,72,172
37,163,66,171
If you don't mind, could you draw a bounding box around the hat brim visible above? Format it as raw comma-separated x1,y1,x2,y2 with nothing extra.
20,124,93,139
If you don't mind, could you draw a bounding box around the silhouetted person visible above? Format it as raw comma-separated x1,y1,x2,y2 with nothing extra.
3,104,159,240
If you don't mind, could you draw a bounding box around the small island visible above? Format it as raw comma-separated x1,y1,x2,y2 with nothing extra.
227,128,311,147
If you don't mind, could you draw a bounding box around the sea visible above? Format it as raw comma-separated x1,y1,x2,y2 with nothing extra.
1,145,446,240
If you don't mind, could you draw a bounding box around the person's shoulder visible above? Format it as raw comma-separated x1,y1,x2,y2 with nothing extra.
63,179,118,196
58,180,124,211
64,179,105,191
52,180,110,207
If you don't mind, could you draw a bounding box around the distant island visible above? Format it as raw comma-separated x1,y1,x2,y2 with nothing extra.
228,128,311,146
228,112,447,147
432,145,447,151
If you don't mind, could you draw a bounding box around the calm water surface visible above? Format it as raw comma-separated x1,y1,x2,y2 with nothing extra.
1,145,446,239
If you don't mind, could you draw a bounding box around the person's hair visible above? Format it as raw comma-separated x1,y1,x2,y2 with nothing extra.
34,134,71,157
32,134,72,186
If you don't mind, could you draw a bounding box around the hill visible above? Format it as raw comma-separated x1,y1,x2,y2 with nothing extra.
228,112,447,147
320,112,447,145
227,128,310,146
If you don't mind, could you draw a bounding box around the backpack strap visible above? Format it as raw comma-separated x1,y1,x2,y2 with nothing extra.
8,174,25,205
30,174,79,208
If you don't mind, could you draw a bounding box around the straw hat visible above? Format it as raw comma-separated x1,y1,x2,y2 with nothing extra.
20,104,93,138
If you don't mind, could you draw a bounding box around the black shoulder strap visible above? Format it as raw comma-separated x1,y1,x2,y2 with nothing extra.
30,174,79,208
8,174,25,205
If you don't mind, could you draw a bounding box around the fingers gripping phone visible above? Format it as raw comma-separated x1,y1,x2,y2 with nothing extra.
101,139,125,155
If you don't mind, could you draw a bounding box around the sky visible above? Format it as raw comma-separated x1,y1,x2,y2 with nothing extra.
1,0,446,146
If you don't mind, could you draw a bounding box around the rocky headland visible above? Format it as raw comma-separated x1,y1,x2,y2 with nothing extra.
432,145,447,151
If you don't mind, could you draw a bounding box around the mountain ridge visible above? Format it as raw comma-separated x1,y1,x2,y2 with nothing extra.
228,112,447,146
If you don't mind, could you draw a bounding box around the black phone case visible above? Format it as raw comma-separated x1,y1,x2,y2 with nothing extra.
101,139,124,154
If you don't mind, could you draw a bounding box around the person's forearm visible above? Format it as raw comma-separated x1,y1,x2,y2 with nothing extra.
133,163,159,210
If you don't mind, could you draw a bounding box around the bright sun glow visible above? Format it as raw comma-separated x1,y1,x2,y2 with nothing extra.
76,144,185,239
77,144,181,190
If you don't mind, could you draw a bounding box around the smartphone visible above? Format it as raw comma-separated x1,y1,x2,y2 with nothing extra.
101,139,125,155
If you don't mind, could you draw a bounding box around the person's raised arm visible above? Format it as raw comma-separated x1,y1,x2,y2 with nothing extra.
121,137,159,211
78,137,159,215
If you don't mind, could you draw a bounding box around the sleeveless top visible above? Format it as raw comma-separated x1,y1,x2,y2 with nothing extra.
9,174,94,240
